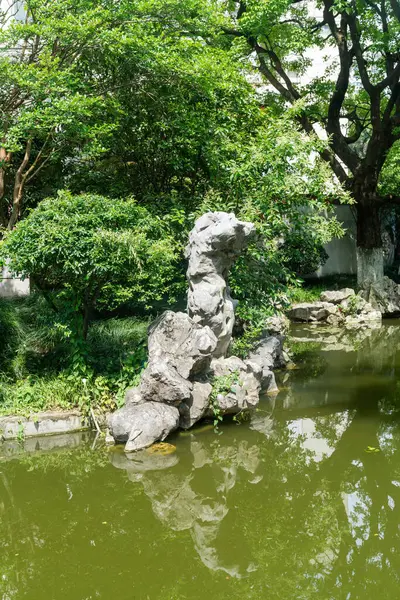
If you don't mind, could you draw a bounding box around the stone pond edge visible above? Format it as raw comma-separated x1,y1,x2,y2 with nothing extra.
0,410,95,441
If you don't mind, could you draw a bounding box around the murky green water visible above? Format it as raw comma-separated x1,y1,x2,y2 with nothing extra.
3,322,400,599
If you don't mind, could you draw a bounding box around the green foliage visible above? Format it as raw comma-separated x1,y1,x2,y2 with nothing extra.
196,113,348,326
229,321,265,359
1,0,348,343
219,0,400,258
289,275,357,304
0,0,258,226
0,0,357,417
0,298,24,371
288,284,325,305
209,370,240,428
0,294,148,415
1,191,181,338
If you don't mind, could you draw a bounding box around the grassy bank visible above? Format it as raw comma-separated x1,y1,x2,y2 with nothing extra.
0,294,148,416
0,275,360,417
289,275,358,304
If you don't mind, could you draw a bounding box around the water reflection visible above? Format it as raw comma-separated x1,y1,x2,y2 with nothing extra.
111,437,261,578
3,323,400,598
108,322,400,598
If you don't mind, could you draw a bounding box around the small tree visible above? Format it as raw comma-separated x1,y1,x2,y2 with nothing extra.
0,191,181,339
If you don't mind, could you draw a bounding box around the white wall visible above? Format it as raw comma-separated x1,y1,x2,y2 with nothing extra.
310,205,357,278
1,0,25,21
0,265,29,298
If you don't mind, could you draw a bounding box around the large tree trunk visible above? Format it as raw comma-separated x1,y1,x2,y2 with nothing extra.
355,193,384,288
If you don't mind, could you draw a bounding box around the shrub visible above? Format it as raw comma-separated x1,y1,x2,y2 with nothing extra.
1,191,181,339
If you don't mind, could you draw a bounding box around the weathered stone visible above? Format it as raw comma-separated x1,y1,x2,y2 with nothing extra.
140,360,193,405
179,381,212,429
344,310,382,327
248,335,284,390
210,355,244,378
125,386,144,405
108,401,143,443
147,311,217,379
124,311,216,409
326,312,344,327
207,356,262,414
287,302,335,322
105,430,115,446
260,369,279,394
320,288,355,304
186,212,255,357
313,307,331,321
124,402,180,453
0,410,90,441
107,211,275,451
264,314,289,336
360,276,400,316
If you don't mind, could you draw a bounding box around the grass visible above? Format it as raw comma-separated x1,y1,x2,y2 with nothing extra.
289,275,358,304
0,273,359,416
0,294,149,416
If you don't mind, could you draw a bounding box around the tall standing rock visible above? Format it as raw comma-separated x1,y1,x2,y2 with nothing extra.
186,212,255,357
107,212,266,452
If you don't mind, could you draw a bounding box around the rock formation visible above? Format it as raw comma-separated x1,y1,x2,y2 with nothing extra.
186,212,255,357
108,212,287,452
360,276,400,317
287,288,382,327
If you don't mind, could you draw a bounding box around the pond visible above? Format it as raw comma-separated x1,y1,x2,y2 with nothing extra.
2,322,400,599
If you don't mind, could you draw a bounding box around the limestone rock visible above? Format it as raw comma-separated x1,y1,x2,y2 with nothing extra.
125,386,144,405
124,402,180,453
179,381,212,429
320,288,355,304
287,302,336,322
107,401,144,443
140,360,193,405
186,212,255,357
124,311,216,408
360,276,400,316
207,356,262,415
147,311,217,379
326,312,345,327
344,310,382,327
264,315,289,336
248,335,284,391
108,211,269,451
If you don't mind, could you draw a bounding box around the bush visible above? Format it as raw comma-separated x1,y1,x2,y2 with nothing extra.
0,299,24,373
0,294,149,415
1,191,182,339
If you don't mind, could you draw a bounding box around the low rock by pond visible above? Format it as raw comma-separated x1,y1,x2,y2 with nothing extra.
287,288,382,327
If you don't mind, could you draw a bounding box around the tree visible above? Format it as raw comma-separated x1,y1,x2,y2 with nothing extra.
222,0,400,285
0,0,349,327
0,191,180,338
0,0,127,229
196,109,348,324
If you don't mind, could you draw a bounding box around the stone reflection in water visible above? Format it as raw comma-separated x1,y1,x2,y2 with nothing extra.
283,322,400,415
110,436,261,578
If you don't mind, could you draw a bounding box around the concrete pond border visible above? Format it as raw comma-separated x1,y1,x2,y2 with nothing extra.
0,410,92,442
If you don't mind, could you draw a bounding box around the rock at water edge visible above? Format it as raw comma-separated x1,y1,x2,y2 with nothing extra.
124,402,180,453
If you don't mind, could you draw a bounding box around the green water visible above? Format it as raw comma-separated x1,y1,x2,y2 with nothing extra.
3,323,400,599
